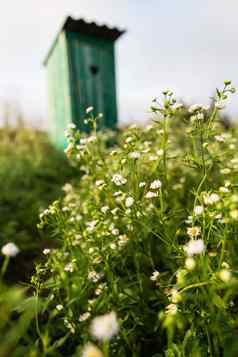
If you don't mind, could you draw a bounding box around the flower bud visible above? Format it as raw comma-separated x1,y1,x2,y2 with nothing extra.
219,269,231,283
185,257,196,271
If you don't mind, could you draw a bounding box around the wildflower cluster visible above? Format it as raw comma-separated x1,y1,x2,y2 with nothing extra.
32,82,238,356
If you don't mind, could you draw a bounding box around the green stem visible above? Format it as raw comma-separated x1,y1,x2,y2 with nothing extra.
159,188,164,215
218,236,228,269
162,116,169,186
205,325,213,355
200,128,206,177
206,220,214,243
194,172,207,202
207,108,217,133
35,289,47,356
179,280,210,294
1,256,10,279
103,339,110,357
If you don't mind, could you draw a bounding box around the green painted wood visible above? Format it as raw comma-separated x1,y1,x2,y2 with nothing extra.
46,33,72,148
66,32,118,131
45,24,120,149
100,44,117,129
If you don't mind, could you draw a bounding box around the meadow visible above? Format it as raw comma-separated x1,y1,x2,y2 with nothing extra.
1,81,238,356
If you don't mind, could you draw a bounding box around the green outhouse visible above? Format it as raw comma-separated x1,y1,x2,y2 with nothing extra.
44,16,125,148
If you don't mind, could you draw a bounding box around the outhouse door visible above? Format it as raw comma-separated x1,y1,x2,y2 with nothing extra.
67,32,117,130
67,34,105,130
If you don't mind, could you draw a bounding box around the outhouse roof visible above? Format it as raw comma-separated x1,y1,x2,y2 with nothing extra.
44,16,125,65
63,17,125,41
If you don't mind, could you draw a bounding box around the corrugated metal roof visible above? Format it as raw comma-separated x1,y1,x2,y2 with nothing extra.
44,16,125,65
64,16,125,41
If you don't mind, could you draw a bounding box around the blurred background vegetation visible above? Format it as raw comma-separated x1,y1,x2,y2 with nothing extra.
0,124,76,283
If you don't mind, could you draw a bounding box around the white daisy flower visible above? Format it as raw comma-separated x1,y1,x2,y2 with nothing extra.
156,149,164,156
81,343,103,357
110,243,117,250
184,239,205,256
219,186,229,193
203,193,220,205
101,206,109,214
56,304,64,311
188,104,203,113
215,101,225,110
1,242,20,257
150,270,160,282
129,151,141,159
174,103,183,110
150,179,162,190
95,180,104,186
64,263,74,273
118,235,129,247
111,228,120,236
187,226,201,238
88,271,101,283
95,283,107,296
111,174,127,186
90,311,119,340
215,134,226,142
125,196,134,208
79,312,91,322
165,303,177,315
145,191,158,199
86,106,94,114
194,205,204,216
171,289,182,304
125,136,133,143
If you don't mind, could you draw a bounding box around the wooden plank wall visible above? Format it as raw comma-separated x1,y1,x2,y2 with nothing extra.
46,33,72,148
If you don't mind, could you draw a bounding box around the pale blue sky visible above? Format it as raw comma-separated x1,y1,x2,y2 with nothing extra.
1,1,238,126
